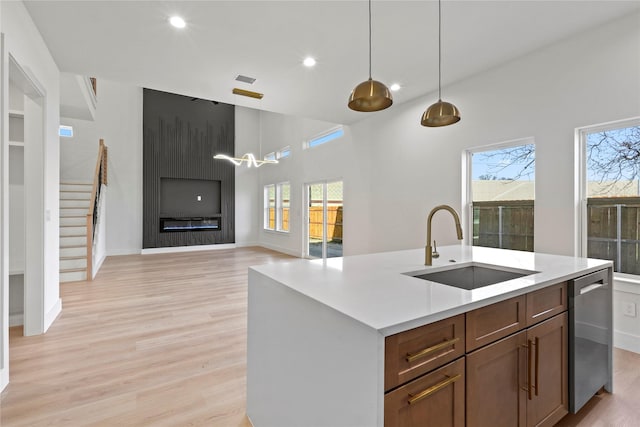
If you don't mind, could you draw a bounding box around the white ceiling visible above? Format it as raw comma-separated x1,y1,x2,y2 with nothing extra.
23,0,640,125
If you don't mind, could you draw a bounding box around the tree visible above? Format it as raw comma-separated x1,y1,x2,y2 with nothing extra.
473,144,535,181
587,126,640,192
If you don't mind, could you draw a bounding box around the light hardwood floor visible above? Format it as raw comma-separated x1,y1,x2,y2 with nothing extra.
1,247,293,426
1,247,639,426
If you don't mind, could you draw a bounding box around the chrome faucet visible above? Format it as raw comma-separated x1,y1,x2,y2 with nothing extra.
425,205,463,265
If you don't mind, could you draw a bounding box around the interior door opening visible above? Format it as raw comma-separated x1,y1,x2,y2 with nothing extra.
306,180,343,259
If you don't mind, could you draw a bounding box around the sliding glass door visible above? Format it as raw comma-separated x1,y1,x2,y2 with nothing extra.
306,181,343,259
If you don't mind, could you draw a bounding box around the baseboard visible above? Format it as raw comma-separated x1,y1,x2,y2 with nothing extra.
258,242,303,258
141,243,237,255
44,298,62,333
9,313,23,327
106,248,143,256
236,241,260,248
614,330,640,354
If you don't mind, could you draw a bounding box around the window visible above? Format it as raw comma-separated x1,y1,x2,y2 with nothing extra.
304,127,344,149
264,182,290,233
264,184,275,230
264,152,276,162
467,141,535,252
277,182,290,232
277,146,291,159
580,119,640,275
59,125,73,137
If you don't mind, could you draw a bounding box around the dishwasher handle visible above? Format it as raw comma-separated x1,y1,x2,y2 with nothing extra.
579,283,605,295
570,269,609,297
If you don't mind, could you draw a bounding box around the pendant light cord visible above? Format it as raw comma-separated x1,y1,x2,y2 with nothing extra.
438,0,442,100
368,0,372,79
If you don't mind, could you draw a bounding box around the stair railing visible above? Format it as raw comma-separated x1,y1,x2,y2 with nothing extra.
86,139,108,280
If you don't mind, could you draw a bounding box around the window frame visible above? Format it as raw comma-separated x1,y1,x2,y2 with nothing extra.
576,117,640,278
264,182,291,233
277,146,291,159
304,126,344,149
463,137,536,250
276,182,290,233
263,184,276,231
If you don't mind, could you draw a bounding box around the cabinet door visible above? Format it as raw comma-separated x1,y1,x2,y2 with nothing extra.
526,313,568,427
466,331,527,427
385,357,465,427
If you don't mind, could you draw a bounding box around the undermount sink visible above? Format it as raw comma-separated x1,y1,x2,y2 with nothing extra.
405,263,537,290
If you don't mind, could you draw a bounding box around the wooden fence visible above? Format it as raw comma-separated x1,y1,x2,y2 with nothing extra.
587,197,640,275
473,200,534,252
308,206,343,241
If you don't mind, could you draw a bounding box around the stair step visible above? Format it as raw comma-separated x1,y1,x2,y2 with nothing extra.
60,193,92,201
60,246,87,257
60,216,86,226
59,208,88,216
60,226,87,237
60,269,87,283
61,257,87,270
60,236,86,246
60,183,93,192
60,200,91,208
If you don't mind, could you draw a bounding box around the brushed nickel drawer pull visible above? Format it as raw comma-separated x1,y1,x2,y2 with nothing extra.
406,337,460,363
407,374,462,405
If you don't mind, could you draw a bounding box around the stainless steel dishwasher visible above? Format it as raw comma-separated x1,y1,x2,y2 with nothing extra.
568,268,613,413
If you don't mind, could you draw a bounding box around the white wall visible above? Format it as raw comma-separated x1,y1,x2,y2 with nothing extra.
2,1,61,335
234,107,260,247
353,12,640,256
60,80,143,256
0,0,61,390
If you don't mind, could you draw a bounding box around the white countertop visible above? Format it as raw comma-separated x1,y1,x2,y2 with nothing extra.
250,245,612,336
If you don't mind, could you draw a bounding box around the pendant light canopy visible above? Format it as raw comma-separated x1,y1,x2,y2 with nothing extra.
348,0,392,112
421,0,460,127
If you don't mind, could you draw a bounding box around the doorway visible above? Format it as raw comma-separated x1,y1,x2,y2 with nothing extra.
306,180,343,259
6,53,46,338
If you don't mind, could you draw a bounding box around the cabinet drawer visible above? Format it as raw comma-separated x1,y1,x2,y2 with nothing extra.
385,314,465,391
385,357,465,427
466,295,526,352
526,282,567,327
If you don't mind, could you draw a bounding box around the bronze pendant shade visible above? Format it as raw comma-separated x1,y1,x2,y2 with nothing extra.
421,99,460,127
348,78,393,112
348,0,392,112
421,0,460,127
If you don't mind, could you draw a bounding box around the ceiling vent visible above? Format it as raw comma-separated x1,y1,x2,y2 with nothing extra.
235,75,256,84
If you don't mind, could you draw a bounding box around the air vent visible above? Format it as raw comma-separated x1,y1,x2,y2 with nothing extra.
235,75,256,84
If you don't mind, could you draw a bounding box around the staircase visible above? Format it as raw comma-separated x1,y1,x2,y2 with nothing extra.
60,182,92,282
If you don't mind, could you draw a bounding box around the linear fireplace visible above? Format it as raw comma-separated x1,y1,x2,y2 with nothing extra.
159,178,222,232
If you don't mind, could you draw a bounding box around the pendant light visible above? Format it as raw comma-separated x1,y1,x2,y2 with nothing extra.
421,0,460,127
214,103,278,168
348,0,393,112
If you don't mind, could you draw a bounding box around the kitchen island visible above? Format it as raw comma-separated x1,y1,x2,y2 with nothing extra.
246,245,612,427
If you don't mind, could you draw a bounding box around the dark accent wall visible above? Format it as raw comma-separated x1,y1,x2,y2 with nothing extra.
143,89,235,248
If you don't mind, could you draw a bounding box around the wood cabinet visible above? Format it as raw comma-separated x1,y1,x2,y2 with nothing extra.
385,282,569,427
466,295,526,351
526,313,568,427
385,357,465,427
385,314,465,390
467,331,527,427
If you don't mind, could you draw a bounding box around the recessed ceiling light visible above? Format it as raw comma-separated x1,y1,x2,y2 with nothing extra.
169,16,186,29
390,83,401,91
303,57,316,67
